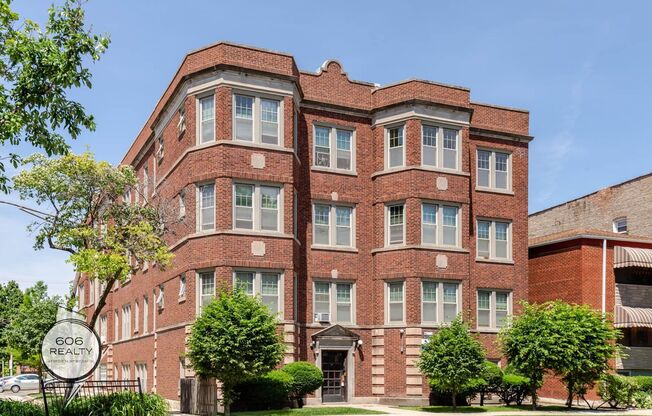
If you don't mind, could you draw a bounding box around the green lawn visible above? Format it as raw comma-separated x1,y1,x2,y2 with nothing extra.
232,407,386,416
400,404,574,413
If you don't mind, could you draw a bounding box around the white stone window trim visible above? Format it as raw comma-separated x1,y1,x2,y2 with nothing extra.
476,147,512,192
384,280,406,325
311,123,357,174
385,202,406,247
231,89,285,146
195,269,215,316
196,181,216,233
312,280,356,325
476,289,512,331
475,218,513,261
196,92,215,145
420,201,462,249
232,181,284,233
420,123,463,172
421,280,462,325
384,123,406,170
311,202,356,249
232,269,284,318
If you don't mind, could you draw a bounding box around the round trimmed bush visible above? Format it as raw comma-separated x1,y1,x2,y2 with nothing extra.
233,370,294,411
281,361,323,398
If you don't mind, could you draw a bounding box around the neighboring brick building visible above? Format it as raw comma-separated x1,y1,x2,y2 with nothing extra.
77,41,532,405
529,175,652,398
529,173,652,239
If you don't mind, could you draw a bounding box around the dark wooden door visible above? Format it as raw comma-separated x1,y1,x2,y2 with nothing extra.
322,350,347,402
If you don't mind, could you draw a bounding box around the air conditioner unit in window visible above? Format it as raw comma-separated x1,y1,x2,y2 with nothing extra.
314,313,330,322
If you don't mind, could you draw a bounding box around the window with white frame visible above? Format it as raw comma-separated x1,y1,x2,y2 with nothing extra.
477,290,511,329
386,204,405,246
421,203,460,247
422,281,461,324
78,283,84,308
197,183,215,231
156,285,164,310
98,364,107,381
312,125,354,171
476,219,511,260
179,274,186,300
233,183,281,232
421,124,460,170
121,304,131,341
178,191,186,219
143,168,148,202
613,217,628,234
114,310,119,341
234,271,282,315
386,281,405,323
312,281,353,323
312,203,354,247
142,296,148,334
157,136,164,162
386,126,404,168
477,149,511,190
199,95,215,143
99,314,107,343
134,300,139,333
293,190,298,239
121,364,130,381
198,271,214,312
177,106,186,136
135,363,147,392
293,109,299,153
233,94,281,145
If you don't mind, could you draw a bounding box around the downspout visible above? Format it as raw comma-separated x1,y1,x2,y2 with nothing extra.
601,239,607,315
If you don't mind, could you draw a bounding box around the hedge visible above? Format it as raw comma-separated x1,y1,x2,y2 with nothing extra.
0,399,44,416
233,370,294,411
632,376,652,394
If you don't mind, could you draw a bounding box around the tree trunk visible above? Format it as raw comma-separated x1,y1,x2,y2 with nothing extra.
566,382,574,408
88,276,117,329
452,389,457,410
530,382,537,410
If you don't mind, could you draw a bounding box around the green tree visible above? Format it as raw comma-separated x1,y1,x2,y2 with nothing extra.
0,281,23,374
4,281,59,370
0,0,109,192
418,318,486,409
11,152,173,328
187,289,285,415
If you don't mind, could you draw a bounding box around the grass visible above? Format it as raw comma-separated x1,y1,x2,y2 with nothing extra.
232,407,387,415
400,404,578,413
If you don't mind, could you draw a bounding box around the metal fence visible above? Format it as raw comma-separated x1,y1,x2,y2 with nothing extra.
41,378,142,416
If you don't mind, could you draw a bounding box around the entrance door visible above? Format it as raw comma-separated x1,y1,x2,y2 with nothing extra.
321,350,347,402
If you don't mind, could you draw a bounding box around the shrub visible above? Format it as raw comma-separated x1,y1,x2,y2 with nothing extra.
281,361,323,402
632,376,652,394
499,373,531,406
633,391,652,409
480,361,503,391
598,373,638,409
56,392,168,416
0,399,44,416
233,370,294,411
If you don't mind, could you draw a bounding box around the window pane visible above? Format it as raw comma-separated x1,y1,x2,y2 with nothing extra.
496,292,509,311
260,186,279,231
389,147,403,168
314,282,330,314
495,222,509,258
477,150,490,187
261,99,279,144
495,153,508,189
423,302,437,322
315,127,330,167
200,185,215,230
314,205,330,245
478,291,490,310
336,283,351,302
388,127,404,168
389,282,403,302
335,207,352,246
336,284,352,323
336,130,352,170
389,282,404,323
235,184,253,229
336,304,351,323
422,126,437,166
442,206,458,246
443,128,458,169
235,272,254,295
423,281,437,302
477,220,491,257
235,95,253,141
478,310,491,327
443,283,457,303
422,204,437,245
389,205,404,245
200,96,214,143
390,303,403,322
261,273,279,312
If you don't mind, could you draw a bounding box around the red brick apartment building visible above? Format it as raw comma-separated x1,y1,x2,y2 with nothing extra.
529,174,652,398
77,42,532,405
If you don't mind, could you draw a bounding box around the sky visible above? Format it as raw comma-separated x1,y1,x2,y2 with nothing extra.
1,0,651,296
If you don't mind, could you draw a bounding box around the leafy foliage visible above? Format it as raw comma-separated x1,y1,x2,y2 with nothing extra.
12,152,173,327
187,289,285,414
632,376,652,394
598,373,638,409
0,0,110,192
418,318,485,409
499,301,620,409
57,392,168,416
0,280,23,370
3,281,59,368
234,370,294,411
281,361,324,400
0,399,44,416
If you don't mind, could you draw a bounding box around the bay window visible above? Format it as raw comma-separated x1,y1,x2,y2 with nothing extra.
233,93,281,145
234,270,282,315
386,204,405,246
197,183,215,231
421,203,459,247
198,95,215,143
386,126,404,169
421,124,460,171
198,271,215,313
386,281,405,323
233,183,282,232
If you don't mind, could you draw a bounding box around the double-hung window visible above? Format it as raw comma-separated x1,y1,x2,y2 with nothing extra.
135,363,147,392
421,124,460,170
386,281,405,323
476,219,511,260
179,274,186,300
198,271,215,313
477,150,511,191
121,364,130,382
312,281,353,324
233,94,281,145
197,183,215,231
234,271,282,315
386,204,405,246
234,183,281,232
157,136,164,162
386,126,404,169
312,126,354,172
421,281,461,324
443,128,459,169
477,290,511,329
613,217,627,234
99,315,107,343
121,304,131,341
199,95,215,143
312,204,354,247
421,203,459,247
142,296,148,334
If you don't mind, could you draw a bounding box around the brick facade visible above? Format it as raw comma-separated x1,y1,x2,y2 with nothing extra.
79,41,531,405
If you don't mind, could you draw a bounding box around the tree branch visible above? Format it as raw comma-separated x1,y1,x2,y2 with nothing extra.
0,200,54,220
